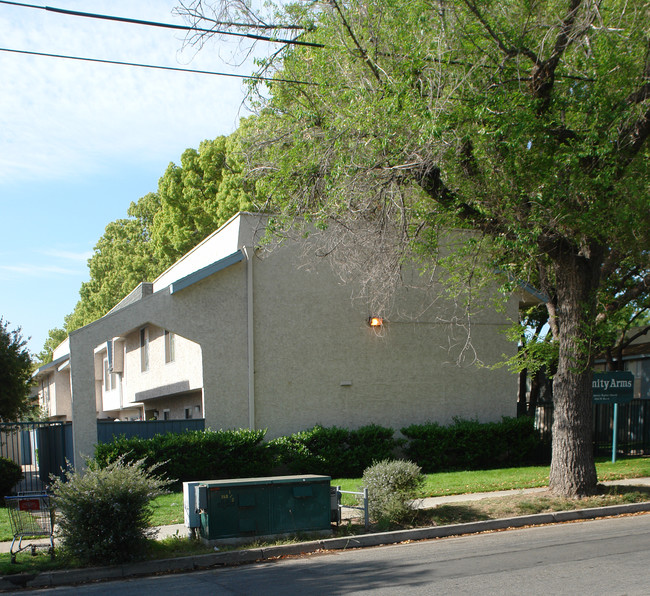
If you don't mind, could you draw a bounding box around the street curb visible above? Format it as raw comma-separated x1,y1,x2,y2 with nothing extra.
2,501,650,591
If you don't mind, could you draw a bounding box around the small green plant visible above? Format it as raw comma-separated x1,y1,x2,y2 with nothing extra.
362,459,424,527
0,456,22,498
50,456,173,565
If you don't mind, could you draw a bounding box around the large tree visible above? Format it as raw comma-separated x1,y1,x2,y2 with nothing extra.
179,0,650,497
151,135,255,271
35,327,68,366
0,318,34,421
64,134,255,332
65,192,163,330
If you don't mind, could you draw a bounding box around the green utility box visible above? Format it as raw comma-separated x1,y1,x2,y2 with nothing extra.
196,474,331,541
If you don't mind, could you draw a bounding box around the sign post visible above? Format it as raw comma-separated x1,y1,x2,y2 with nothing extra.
592,372,634,463
612,403,619,464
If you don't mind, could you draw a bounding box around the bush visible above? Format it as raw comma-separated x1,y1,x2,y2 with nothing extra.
94,429,271,487
50,456,172,565
362,459,424,526
270,424,400,478
0,457,22,498
401,416,543,473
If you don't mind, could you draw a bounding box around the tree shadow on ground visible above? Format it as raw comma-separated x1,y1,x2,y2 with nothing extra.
602,484,650,497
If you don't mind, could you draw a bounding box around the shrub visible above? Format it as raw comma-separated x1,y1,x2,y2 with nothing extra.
0,457,22,498
270,424,400,478
94,429,271,487
50,456,172,565
362,459,424,526
401,416,543,473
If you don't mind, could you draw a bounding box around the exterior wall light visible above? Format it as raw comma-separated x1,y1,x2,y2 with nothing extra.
368,316,383,327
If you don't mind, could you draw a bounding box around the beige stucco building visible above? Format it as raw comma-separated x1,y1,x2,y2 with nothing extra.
32,338,72,422
92,324,203,421
35,213,523,467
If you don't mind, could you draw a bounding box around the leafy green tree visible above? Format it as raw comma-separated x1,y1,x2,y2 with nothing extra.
183,0,650,497
35,327,68,366
0,318,34,421
510,305,556,416
152,134,255,271
65,135,255,332
66,193,162,331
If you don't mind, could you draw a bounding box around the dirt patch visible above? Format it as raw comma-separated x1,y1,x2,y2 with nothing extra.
337,485,650,534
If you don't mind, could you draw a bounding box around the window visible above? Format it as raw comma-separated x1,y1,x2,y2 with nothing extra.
626,359,650,399
103,358,117,391
162,409,170,421
184,407,192,419
41,380,50,411
140,327,149,372
164,330,175,364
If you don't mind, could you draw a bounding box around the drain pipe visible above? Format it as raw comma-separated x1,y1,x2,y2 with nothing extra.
242,246,255,430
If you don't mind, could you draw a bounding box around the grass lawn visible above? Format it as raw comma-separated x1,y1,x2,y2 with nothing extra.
1,457,649,574
332,456,650,502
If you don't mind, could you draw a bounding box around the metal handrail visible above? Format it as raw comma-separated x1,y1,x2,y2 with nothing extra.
336,487,369,530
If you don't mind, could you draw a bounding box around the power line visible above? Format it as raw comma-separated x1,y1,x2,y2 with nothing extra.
0,1,324,48
0,47,315,85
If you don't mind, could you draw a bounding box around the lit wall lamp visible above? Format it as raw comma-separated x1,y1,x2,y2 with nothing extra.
368,316,384,327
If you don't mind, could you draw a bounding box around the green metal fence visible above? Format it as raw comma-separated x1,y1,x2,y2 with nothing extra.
97,418,205,444
533,401,650,457
0,421,73,493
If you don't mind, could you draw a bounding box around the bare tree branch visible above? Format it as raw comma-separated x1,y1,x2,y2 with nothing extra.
529,0,593,110
329,0,383,84
596,272,650,324
461,0,538,63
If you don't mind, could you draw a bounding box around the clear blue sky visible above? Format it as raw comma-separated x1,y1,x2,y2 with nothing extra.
0,1,258,354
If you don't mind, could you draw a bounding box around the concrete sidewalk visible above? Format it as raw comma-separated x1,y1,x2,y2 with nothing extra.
418,476,650,507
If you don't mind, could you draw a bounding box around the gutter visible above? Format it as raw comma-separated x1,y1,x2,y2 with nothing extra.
242,246,255,430
3,500,650,590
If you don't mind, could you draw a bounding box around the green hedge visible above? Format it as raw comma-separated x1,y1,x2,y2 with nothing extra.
94,429,271,487
269,424,401,478
0,457,22,498
93,418,543,482
401,416,543,473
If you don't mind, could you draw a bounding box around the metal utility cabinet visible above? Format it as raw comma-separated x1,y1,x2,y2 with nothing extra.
195,475,331,541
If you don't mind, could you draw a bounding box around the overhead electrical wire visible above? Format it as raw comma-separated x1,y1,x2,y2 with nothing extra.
0,1,317,84
0,47,315,85
0,0,324,48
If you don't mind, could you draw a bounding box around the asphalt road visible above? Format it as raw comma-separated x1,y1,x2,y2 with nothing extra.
16,513,650,595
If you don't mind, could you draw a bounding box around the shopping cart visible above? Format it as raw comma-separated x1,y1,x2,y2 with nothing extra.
4,493,55,563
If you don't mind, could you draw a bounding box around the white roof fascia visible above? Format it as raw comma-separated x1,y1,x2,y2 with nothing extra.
170,250,245,295
153,212,244,293
52,337,70,360
31,354,69,379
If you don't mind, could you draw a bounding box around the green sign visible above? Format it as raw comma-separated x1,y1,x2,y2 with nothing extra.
592,372,634,404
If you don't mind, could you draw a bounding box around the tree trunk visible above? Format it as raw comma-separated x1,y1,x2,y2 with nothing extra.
548,248,602,498
518,368,528,415
528,369,542,415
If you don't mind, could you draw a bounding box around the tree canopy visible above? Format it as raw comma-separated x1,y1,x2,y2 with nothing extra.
35,327,68,366
64,134,255,332
151,135,256,271
181,0,650,497
65,192,162,331
0,318,34,421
